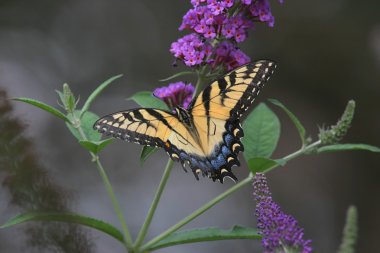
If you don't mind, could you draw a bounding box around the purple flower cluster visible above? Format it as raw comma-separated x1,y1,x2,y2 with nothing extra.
171,0,282,70
213,41,250,70
170,34,213,67
153,82,195,110
253,173,312,253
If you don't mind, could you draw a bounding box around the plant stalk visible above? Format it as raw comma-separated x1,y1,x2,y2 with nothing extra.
140,175,253,251
194,66,209,97
134,159,174,248
263,140,321,174
72,115,134,251
94,157,134,251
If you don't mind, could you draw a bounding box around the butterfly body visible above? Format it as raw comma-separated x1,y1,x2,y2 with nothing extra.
94,60,276,183
174,106,193,128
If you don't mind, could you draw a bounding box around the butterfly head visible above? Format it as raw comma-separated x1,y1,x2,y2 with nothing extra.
175,106,192,126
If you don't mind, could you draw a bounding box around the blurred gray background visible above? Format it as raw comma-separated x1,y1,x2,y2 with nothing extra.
0,0,379,252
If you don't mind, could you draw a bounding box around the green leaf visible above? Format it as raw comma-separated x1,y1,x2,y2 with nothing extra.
147,226,261,251
127,91,168,110
159,71,195,82
62,83,77,113
247,157,286,174
318,144,380,153
242,103,281,161
269,99,306,145
0,212,124,243
140,146,159,165
80,74,123,118
79,139,113,154
55,90,65,106
66,111,101,141
12,97,69,122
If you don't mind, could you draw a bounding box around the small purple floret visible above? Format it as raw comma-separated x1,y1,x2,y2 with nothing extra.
214,41,250,70
253,173,313,253
153,82,195,110
170,33,212,67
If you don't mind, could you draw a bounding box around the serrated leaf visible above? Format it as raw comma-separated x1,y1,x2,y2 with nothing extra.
242,103,280,161
127,91,168,110
13,97,69,122
0,212,124,243
318,144,380,153
269,99,306,145
66,111,101,141
140,146,159,165
79,139,113,154
247,157,286,174
80,74,123,118
147,226,261,251
159,71,195,82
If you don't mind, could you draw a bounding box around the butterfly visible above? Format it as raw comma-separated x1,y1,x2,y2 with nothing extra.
93,60,276,183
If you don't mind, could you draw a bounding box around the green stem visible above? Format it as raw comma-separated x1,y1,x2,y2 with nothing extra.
264,140,322,174
72,115,134,251
134,159,174,248
94,157,134,251
194,67,208,97
283,140,321,161
140,139,323,252
140,175,253,252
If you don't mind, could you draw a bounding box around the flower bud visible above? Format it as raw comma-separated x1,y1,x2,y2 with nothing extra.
319,100,356,145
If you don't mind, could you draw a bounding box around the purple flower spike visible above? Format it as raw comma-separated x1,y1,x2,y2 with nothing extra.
253,173,313,253
171,0,283,70
153,82,195,110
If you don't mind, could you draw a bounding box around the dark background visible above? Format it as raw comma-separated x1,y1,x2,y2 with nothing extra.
0,0,379,252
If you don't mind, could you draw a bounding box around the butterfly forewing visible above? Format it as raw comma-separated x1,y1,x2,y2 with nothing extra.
94,108,178,147
93,108,205,163
189,60,277,120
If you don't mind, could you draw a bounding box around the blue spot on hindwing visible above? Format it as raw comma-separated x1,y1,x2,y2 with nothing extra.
224,134,234,146
216,153,226,165
221,145,231,156
180,151,189,161
210,152,227,170
190,157,201,168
